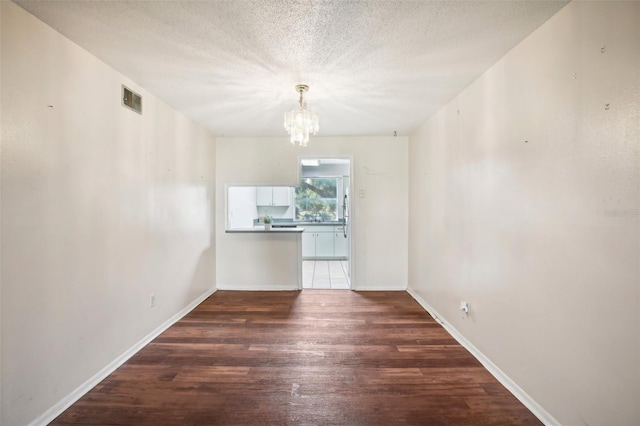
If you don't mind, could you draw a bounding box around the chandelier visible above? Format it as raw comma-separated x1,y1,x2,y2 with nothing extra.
284,84,319,147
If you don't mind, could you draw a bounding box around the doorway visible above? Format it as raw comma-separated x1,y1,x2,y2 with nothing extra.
297,158,352,289
302,260,350,289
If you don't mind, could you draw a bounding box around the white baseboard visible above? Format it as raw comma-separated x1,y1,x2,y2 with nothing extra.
215,285,406,291
406,287,559,426
30,287,217,426
353,287,406,291
216,283,298,291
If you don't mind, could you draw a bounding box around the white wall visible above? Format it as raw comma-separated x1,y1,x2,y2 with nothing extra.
408,2,639,425
1,3,216,425
216,136,408,290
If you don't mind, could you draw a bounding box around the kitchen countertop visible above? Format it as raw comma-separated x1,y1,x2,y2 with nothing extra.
290,221,344,226
226,227,305,234
247,221,345,229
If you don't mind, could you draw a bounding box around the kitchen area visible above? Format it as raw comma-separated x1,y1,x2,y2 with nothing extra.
226,158,351,289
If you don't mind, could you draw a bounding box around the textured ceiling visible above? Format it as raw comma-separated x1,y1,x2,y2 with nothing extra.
15,0,567,137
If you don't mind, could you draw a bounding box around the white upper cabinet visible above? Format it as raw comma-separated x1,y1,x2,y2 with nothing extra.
256,187,273,206
272,187,291,206
256,187,291,206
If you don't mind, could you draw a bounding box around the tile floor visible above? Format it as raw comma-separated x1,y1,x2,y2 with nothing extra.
302,260,350,289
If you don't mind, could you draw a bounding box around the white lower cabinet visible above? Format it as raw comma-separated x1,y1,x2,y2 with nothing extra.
334,227,348,257
302,232,316,257
315,233,334,257
302,225,348,259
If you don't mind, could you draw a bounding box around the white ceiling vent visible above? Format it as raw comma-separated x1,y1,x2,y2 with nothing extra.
121,85,142,114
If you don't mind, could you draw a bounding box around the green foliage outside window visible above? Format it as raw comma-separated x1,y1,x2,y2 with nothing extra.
295,178,338,221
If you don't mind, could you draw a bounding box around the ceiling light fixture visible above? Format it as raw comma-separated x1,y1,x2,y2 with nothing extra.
284,84,319,147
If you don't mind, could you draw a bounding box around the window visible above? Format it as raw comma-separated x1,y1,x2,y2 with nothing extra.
295,178,338,221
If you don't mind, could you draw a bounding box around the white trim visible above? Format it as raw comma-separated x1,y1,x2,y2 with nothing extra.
297,236,303,290
354,287,406,291
406,287,560,426
216,284,298,291
347,157,354,290
29,287,217,426
215,286,405,291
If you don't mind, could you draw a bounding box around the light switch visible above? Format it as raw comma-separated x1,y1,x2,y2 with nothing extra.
359,189,365,198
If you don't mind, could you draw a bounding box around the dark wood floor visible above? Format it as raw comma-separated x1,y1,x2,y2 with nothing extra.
51,291,541,425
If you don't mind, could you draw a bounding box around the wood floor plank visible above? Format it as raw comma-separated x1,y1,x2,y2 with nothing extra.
50,290,541,425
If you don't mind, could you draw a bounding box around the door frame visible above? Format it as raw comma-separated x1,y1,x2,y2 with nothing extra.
297,156,355,290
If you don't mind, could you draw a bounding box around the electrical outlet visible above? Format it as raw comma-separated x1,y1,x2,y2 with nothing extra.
459,301,469,314
359,189,365,198
150,294,156,308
